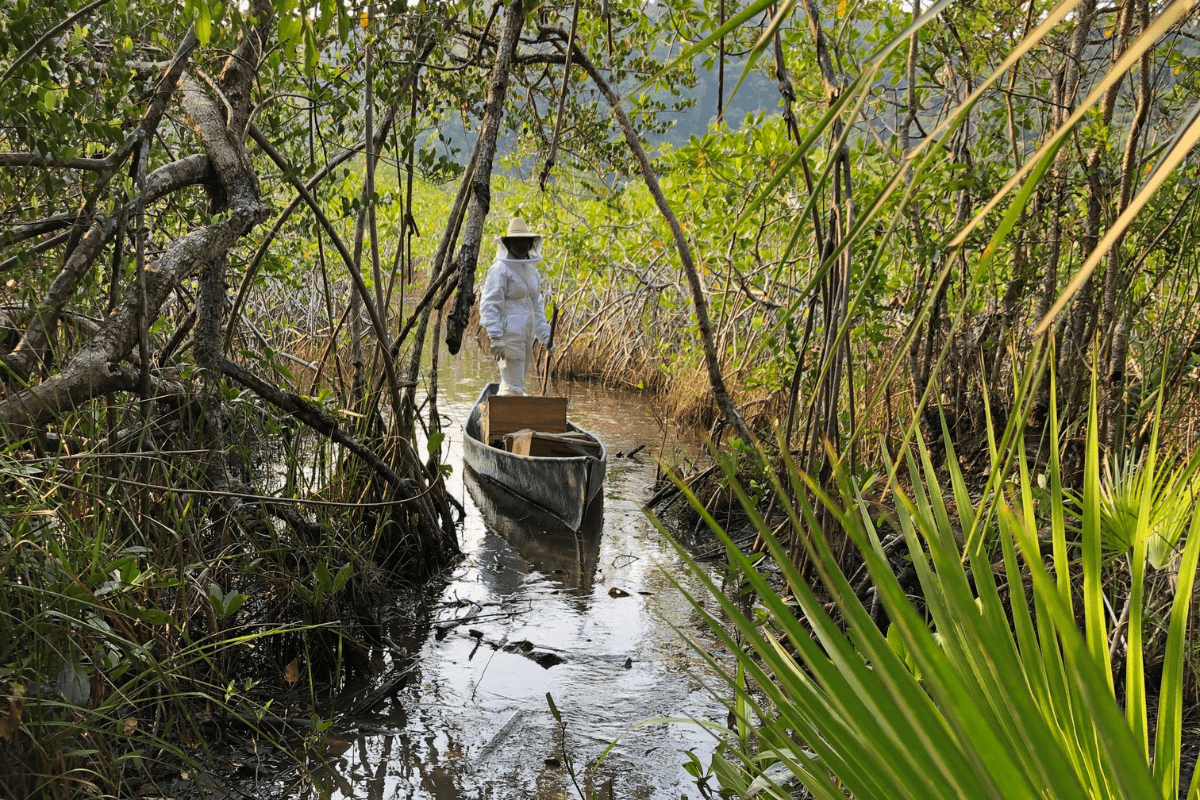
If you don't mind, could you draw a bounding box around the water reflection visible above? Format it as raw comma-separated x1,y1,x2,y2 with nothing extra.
310,355,725,800
463,466,602,598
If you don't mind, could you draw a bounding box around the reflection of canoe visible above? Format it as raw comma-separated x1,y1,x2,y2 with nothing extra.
464,466,602,595
462,383,606,531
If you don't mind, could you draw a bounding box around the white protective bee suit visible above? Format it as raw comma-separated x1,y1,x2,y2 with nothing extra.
479,241,552,395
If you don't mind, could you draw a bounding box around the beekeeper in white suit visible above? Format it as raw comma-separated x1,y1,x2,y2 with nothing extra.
480,217,553,395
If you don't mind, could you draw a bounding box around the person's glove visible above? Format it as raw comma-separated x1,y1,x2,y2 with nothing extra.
490,342,505,359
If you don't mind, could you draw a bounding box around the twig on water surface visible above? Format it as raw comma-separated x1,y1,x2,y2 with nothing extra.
474,709,528,765
437,611,522,628
470,633,508,701
342,662,421,717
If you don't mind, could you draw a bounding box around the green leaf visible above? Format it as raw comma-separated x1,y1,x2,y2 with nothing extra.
314,561,331,596
292,581,313,603
332,563,353,594
221,592,247,619
1153,504,1200,796
133,606,172,626
303,18,318,73
196,2,211,45
278,12,301,48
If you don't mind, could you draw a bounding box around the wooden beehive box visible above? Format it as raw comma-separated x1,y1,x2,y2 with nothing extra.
506,429,601,459
481,396,567,447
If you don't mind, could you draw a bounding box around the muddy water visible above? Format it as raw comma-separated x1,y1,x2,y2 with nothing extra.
318,354,732,799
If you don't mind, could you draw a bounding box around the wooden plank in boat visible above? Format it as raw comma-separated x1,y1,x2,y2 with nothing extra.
506,429,601,459
481,396,567,446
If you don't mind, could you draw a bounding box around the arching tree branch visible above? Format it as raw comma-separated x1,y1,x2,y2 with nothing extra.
544,28,754,446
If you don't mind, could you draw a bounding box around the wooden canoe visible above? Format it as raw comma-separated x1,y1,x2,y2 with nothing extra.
462,383,606,530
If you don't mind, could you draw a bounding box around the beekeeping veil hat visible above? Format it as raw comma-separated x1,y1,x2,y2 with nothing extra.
499,217,543,249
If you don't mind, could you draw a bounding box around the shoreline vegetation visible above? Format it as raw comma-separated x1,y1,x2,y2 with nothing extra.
3,0,1200,798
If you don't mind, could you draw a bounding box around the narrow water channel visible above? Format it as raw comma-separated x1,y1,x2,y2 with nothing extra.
317,353,733,799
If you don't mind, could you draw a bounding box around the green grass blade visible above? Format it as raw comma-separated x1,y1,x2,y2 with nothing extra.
722,0,795,115
1003,501,1163,799
1081,365,1114,696
1047,362,1073,615
1011,438,1050,701
1152,503,1200,797
655,479,933,799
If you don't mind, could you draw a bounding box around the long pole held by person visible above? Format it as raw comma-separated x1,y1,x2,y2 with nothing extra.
542,303,560,396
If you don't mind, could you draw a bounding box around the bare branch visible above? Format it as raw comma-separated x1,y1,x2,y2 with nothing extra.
219,357,416,491
0,231,71,274
0,214,74,248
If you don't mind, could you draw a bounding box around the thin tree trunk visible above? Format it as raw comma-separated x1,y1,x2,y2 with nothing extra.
445,0,525,355
197,255,232,488
1102,0,1152,451
1052,0,1099,418
364,6,384,318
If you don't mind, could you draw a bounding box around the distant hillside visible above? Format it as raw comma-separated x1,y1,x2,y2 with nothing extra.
428,55,784,175
649,57,784,150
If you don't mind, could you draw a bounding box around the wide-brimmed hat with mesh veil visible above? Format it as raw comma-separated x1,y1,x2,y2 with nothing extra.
499,217,542,248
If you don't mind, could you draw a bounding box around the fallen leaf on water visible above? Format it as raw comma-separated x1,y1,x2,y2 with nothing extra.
533,652,566,669
607,587,630,598
284,658,299,685
322,736,352,757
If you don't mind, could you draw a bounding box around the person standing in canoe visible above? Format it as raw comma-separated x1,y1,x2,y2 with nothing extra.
480,217,553,395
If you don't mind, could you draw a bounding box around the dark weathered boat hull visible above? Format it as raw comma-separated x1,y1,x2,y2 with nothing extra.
462,383,606,530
